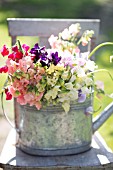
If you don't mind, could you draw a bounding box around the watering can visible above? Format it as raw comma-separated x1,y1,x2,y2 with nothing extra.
2,96,113,156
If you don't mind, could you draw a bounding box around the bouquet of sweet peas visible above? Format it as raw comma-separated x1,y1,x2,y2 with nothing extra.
0,23,112,113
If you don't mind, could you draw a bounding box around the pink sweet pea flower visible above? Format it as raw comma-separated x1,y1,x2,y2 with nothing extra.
75,58,86,66
35,101,42,110
36,92,44,101
75,47,80,53
22,44,30,52
1,45,9,56
48,35,60,49
17,95,27,105
95,80,104,91
6,58,18,74
24,93,35,103
81,38,88,46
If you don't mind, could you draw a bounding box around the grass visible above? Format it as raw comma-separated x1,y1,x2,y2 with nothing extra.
0,0,113,151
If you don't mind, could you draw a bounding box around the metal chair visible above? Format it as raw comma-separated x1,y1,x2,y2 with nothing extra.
7,18,100,50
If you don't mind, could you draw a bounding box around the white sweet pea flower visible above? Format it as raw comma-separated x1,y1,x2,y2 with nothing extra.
69,75,76,82
80,52,89,60
76,66,86,77
76,83,82,90
69,89,78,101
81,86,92,95
45,86,60,100
85,60,98,71
69,23,81,35
47,76,58,87
65,82,73,90
62,101,70,113
58,93,69,102
60,28,71,40
84,77,93,86
61,70,69,80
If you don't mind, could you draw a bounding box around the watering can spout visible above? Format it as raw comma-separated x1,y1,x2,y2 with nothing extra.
93,102,113,133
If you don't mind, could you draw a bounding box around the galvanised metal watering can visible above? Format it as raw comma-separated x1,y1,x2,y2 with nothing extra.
1,42,113,156
2,95,113,156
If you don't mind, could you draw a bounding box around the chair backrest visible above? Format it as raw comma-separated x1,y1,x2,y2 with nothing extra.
7,18,100,51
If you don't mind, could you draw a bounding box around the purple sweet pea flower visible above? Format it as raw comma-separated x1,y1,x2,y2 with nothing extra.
30,43,48,65
85,106,93,116
51,52,61,66
78,90,86,103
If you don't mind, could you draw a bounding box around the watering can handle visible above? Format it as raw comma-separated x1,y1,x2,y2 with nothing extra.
1,93,20,133
93,102,113,133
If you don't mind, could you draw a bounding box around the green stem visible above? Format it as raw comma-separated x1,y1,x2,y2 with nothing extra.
17,40,23,53
88,69,113,81
88,42,113,58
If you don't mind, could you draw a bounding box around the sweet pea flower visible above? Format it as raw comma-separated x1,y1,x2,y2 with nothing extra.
24,93,35,102
81,38,88,46
51,51,61,65
75,47,80,53
60,50,74,67
5,88,12,100
76,66,86,77
69,23,81,36
6,58,19,74
60,28,71,40
12,45,18,52
85,106,93,115
0,45,9,56
8,86,18,97
95,80,104,91
22,44,30,52
61,71,69,80
78,90,86,103
75,58,86,66
19,56,33,73
0,65,8,73
1,23,109,113
35,101,42,110
17,95,27,105
35,92,44,101
85,60,98,71
48,35,59,49
8,53,15,60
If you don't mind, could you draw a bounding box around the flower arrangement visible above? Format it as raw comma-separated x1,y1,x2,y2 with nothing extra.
0,23,113,113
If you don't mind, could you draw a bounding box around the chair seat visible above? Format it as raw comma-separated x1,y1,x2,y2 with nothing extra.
0,129,113,170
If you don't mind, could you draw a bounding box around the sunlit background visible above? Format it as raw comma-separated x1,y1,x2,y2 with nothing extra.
0,0,113,152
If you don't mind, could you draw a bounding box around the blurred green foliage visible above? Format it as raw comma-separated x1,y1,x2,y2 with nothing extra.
0,0,113,150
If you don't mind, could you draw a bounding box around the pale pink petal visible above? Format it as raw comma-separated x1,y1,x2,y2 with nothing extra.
17,95,27,105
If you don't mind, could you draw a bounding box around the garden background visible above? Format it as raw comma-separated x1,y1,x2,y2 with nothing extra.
0,0,113,153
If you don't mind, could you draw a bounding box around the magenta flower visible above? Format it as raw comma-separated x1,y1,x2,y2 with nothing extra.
12,45,18,52
0,45,9,56
0,65,8,73
5,88,12,100
22,44,30,52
